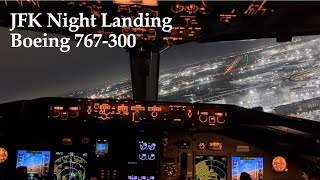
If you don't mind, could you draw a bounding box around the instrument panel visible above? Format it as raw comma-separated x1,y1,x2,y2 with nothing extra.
0,98,319,180
6,135,297,180
48,99,228,127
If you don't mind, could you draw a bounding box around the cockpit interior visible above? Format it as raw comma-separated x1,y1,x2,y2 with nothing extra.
0,1,320,180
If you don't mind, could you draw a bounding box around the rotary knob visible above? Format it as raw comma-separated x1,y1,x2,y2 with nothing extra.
151,111,158,118
197,142,206,150
199,115,208,123
51,110,60,118
70,110,79,118
171,4,184,13
164,165,176,177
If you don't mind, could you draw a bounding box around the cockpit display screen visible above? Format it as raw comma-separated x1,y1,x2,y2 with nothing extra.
16,150,50,179
128,139,159,173
137,140,157,165
53,151,88,180
95,140,109,156
231,156,263,180
195,156,227,180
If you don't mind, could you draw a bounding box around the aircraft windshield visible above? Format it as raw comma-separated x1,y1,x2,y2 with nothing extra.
79,35,320,121
1,27,319,121
158,36,320,121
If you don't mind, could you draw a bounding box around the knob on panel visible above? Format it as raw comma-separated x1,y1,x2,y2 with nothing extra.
199,115,208,123
164,165,176,177
70,110,79,118
197,142,206,150
51,110,60,118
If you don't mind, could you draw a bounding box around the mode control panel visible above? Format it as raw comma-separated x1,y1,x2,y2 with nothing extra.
48,99,228,127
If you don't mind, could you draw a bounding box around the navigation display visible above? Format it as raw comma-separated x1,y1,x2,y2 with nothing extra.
16,150,50,179
232,156,264,180
195,155,227,180
53,151,88,180
95,140,109,156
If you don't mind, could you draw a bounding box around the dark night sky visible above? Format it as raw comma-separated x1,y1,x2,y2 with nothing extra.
0,27,276,103
0,27,129,103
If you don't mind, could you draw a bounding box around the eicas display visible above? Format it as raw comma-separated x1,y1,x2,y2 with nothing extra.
195,156,227,180
16,150,50,180
53,151,88,180
138,140,157,161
